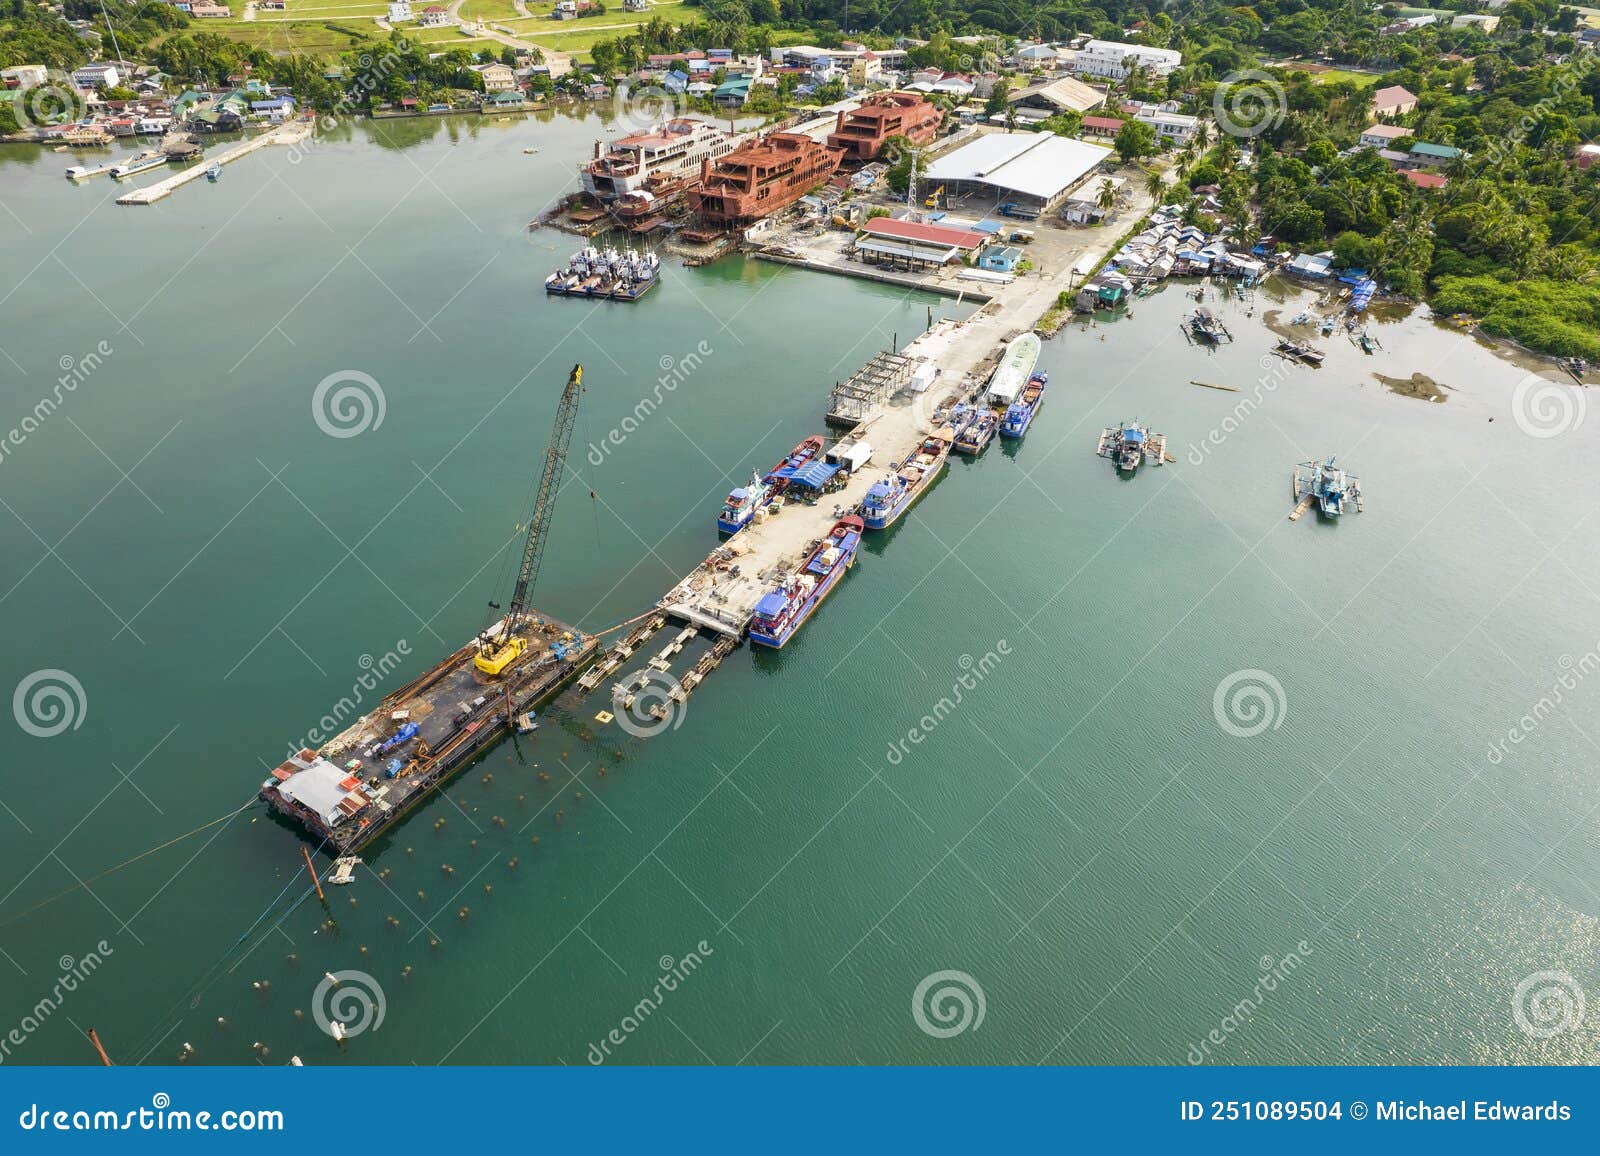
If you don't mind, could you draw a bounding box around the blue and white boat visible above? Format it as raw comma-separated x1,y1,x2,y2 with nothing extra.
110,149,167,180
1294,456,1362,517
715,434,824,535
716,471,770,535
953,407,997,455
747,515,863,648
860,428,951,530
999,371,1047,439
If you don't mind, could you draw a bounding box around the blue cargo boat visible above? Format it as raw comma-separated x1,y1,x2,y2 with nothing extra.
999,371,1047,439
747,515,863,648
860,429,951,530
715,434,825,534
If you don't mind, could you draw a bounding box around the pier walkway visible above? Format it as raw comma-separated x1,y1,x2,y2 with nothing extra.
116,120,311,205
658,179,1157,637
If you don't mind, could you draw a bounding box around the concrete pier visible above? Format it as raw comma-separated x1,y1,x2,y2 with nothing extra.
116,120,311,206
657,180,1159,638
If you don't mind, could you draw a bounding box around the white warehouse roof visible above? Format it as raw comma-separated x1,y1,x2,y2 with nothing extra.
925,132,1112,201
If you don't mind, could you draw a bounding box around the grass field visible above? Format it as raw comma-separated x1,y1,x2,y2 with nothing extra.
1301,67,1381,87
209,19,383,55
460,0,523,21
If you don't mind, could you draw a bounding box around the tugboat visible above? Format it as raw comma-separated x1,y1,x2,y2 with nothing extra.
1293,456,1362,518
999,371,1047,440
747,515,863,649
860,429,952,529
715,435,825,534
1097,420,1166,473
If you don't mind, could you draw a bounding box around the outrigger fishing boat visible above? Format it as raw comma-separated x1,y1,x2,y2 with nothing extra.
860,428,952,529
1000,371,1047,440
1292,456,1362,518
953,407,998,455
715,435,825,534
747,515,863,648
1096,420,1167,473
1186,308,1232,345
1274,338,1325,366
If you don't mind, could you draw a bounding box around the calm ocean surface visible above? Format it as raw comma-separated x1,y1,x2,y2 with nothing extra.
2,109,1598,1065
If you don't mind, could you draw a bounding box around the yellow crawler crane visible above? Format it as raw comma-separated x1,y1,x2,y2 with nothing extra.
475,364,585,676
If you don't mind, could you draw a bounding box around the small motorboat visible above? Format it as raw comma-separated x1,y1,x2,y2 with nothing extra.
206,162,221,182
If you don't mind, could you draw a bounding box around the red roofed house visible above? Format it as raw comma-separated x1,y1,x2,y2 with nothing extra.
856,215,993,268
1082,114,1125,137
1402,169,1447,190
1372,85,1418,119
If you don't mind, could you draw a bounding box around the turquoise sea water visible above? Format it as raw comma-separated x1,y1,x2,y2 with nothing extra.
2,110,1599,1066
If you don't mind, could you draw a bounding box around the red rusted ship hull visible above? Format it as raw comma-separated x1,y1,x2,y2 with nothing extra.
688,132,844,227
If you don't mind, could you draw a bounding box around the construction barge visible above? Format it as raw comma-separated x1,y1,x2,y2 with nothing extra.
259,618,597,855
259,365,600,855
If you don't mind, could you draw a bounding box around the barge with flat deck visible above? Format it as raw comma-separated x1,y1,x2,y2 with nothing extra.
258,365,599,855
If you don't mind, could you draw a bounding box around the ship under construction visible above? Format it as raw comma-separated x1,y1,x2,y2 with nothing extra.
259,365,600,854
688,132,844,227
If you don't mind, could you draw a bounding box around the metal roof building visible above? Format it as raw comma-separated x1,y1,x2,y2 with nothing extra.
924,132,1112,212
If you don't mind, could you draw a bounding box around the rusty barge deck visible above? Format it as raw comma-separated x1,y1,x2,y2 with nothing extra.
259,614,598,855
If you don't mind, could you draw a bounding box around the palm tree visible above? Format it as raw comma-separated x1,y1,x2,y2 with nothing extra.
1096,178,1118,212
1194,120,1210,150
1143,166,1167,201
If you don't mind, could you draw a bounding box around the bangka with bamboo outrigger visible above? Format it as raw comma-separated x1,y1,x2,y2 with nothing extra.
1185,308,1232,345
1274,338,1325,366
1290,456,1363,520
1097,420,1167,474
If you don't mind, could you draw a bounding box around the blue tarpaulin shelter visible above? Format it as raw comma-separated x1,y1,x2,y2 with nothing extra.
789,461,841,489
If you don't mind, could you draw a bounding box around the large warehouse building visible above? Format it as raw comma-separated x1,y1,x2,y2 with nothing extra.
924,132,1113,215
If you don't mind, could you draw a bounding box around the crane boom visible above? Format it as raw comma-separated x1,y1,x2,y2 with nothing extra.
476,363,584,677
510,363,583,621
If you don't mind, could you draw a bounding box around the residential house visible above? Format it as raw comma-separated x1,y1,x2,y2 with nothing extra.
1,65,49,89
1402,169,1447,189
387,1,415,21
258,0,287,9
1405,141,1461,167
623,0,647,8
849,51,882,88
1133,103,1199,145
419,4,450,25
712,75,751,106
978,245,1024,272
482,89,527,109
189,2,232,15
1080,114,1125,138
1072,39,1182,80
1451,13,1498,30
1575,142,1600,170
470,62,516,92
1371,84,1418,119
1358,123,1411,149
250,96,296,122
